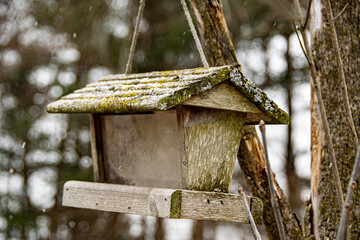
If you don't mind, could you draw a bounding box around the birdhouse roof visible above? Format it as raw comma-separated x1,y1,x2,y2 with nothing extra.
47,65,290,124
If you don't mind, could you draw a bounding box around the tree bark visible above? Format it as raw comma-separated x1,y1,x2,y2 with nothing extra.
309,0,360,239
188,0,238,67
188,1,303,239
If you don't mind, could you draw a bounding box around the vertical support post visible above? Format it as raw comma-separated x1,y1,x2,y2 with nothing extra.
89,113,106,182
177,105,245,192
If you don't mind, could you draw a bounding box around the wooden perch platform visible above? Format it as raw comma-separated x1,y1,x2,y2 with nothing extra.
63,181,263,223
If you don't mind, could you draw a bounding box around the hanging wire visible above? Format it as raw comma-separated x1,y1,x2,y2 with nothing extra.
180,0,209,68
125,0,146,74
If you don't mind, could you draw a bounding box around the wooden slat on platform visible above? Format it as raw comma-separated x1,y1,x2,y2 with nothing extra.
63,181,262,223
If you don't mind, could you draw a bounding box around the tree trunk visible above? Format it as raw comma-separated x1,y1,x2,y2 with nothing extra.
188,1,303,239
191,220,204,240
285,35,303,215
309,0,360,239
188,0,238,67
154,218,165,240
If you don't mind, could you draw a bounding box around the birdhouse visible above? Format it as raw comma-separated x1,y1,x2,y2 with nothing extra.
47,65,289,223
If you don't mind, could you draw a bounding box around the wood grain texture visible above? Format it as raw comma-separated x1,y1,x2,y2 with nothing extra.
178,105,246,192
63,181,173,217
89,113,106,182
182,82,261,114
178,190,262,223
63,181,263,223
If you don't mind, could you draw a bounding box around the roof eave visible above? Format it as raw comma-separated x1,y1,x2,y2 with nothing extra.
228,67,290,125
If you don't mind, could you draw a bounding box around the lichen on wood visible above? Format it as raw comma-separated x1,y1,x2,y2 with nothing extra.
228,67,290,125
179,106,246,192
47,66,229,114
310,1,360,238
47,65,289,124
63,181,263,223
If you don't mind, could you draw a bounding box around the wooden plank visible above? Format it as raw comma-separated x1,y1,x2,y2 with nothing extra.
176,105,189,190
174,190,263,224
63,181,263,223
63,181,174,217
177,105,246,192
182,82,276,124
182,82,261,114
89,113,106,182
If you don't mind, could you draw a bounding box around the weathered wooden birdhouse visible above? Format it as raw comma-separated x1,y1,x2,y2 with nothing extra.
47,65,289,223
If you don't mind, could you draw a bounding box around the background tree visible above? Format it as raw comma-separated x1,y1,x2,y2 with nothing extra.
0,0,312,239
308,0,360,239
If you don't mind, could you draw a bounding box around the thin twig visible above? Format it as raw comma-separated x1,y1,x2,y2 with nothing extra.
293,0,344,210
333,3,349,21
336,147,360,240
259,120,286,240
294,0,304,24
292,20,310,64
238,187,262,240
347,116,357,139
302,0,312,30
125,0,146,74
323,0,358,150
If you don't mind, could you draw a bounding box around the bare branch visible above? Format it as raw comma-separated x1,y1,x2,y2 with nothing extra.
238,187,262,240
347,116,357,139
294,0,304,25
302,0,313,30
336,147,360,240
333,3,349,21
323,0,358,150
259,120,286,240
293,0,344,210
292,20,310,64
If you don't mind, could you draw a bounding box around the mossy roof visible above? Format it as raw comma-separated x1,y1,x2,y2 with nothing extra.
47,65,290,124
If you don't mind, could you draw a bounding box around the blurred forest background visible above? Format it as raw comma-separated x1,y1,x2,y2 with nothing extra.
0,0,310,239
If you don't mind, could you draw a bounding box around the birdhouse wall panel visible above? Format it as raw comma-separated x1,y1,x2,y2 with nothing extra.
100,111,183,189
177,106,246,192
